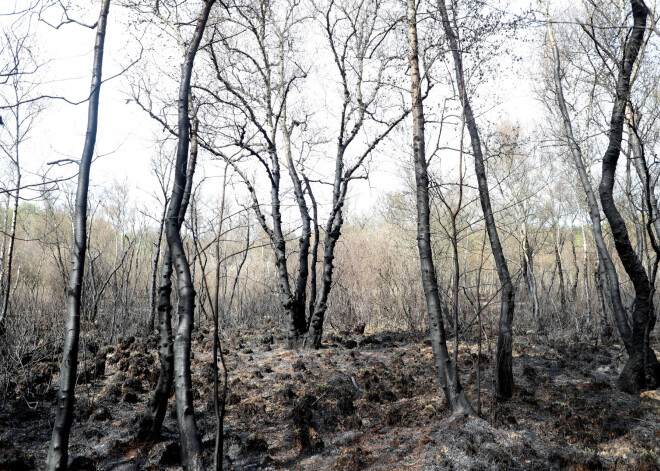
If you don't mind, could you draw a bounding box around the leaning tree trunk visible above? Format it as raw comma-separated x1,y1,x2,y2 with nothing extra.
46,1,111,469
166,1,215,467
547,18,633,349
598,0,658,393
407,0,473,416
629,120,660,248
437,0,515,400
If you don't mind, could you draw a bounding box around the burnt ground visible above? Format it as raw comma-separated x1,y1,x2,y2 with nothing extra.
2,330,660,470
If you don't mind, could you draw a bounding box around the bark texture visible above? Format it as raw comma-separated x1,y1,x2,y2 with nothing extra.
547,20,632,348
407,0,473,416
143,119,199,440
437,0,515,399
597,0,658,393
167,1,215,467
46,1,111,468
148,200,168,334
0,171,18,330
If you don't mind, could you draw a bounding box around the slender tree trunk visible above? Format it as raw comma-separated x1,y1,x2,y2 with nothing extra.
280,61,311,336
596,260,614,340
570,236,580,305
437,0,515,399
598,0,657,393
522,225,541,331
144,244,175,433
214,224,248,470
168,3,215,466
547,18,633,349
407,0,472,415
212,168,227,471
0,173,19,329
306,145,347,349
581,224,593,330
148,200,168,333
554,224,567,318
46,1,111,468
143,117,199,439
0,194,10,304
629,120,660,248
214,162,228,327
304,176,319,328
267,152,302,347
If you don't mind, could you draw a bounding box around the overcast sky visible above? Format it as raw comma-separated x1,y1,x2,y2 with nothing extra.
0,0,544,227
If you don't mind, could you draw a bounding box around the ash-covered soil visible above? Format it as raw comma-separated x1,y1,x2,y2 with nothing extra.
2,329,660,470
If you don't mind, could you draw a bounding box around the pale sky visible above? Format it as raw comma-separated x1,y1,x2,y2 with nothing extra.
0,0,544,228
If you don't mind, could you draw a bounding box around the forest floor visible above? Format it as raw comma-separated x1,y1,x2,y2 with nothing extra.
2,328,660,470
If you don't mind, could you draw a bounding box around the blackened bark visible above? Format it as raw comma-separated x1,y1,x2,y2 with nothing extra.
212,162,228,471
304,175,319,329
0,194,9,307
148,200,168,334
281,117,310,337
144,245,175,436
554,226,567,316
570,237,580,308
437,0,515,399
408,0,473,416
167,2,215,468
143,117,199,440
547,19,633,349
522,226,541,331
596,260,614,340
306,143,347,349
46,1,111,469
0,170,18,330
263,141,303,348
598,0,657,393
305,2,410,348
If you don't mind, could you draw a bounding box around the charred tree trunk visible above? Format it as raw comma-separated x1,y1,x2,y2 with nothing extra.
143,118,199,440
0,194,9,305
570,236,580,306
547,18,633,350
148,200,168,334
629,119,660,254
306,144,347,349
304,175,319,328
46,1,111,469
280,65,312,338
0,170,19,330
522,226,541,331
407,0,473,416
596,260,614,340
581,225,593,331
554,225,567,318
598,0,658,393
438,0,515,399
168,3,214,465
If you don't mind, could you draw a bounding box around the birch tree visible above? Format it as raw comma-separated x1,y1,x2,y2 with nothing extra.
407,0,473,415
47,1,112,468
